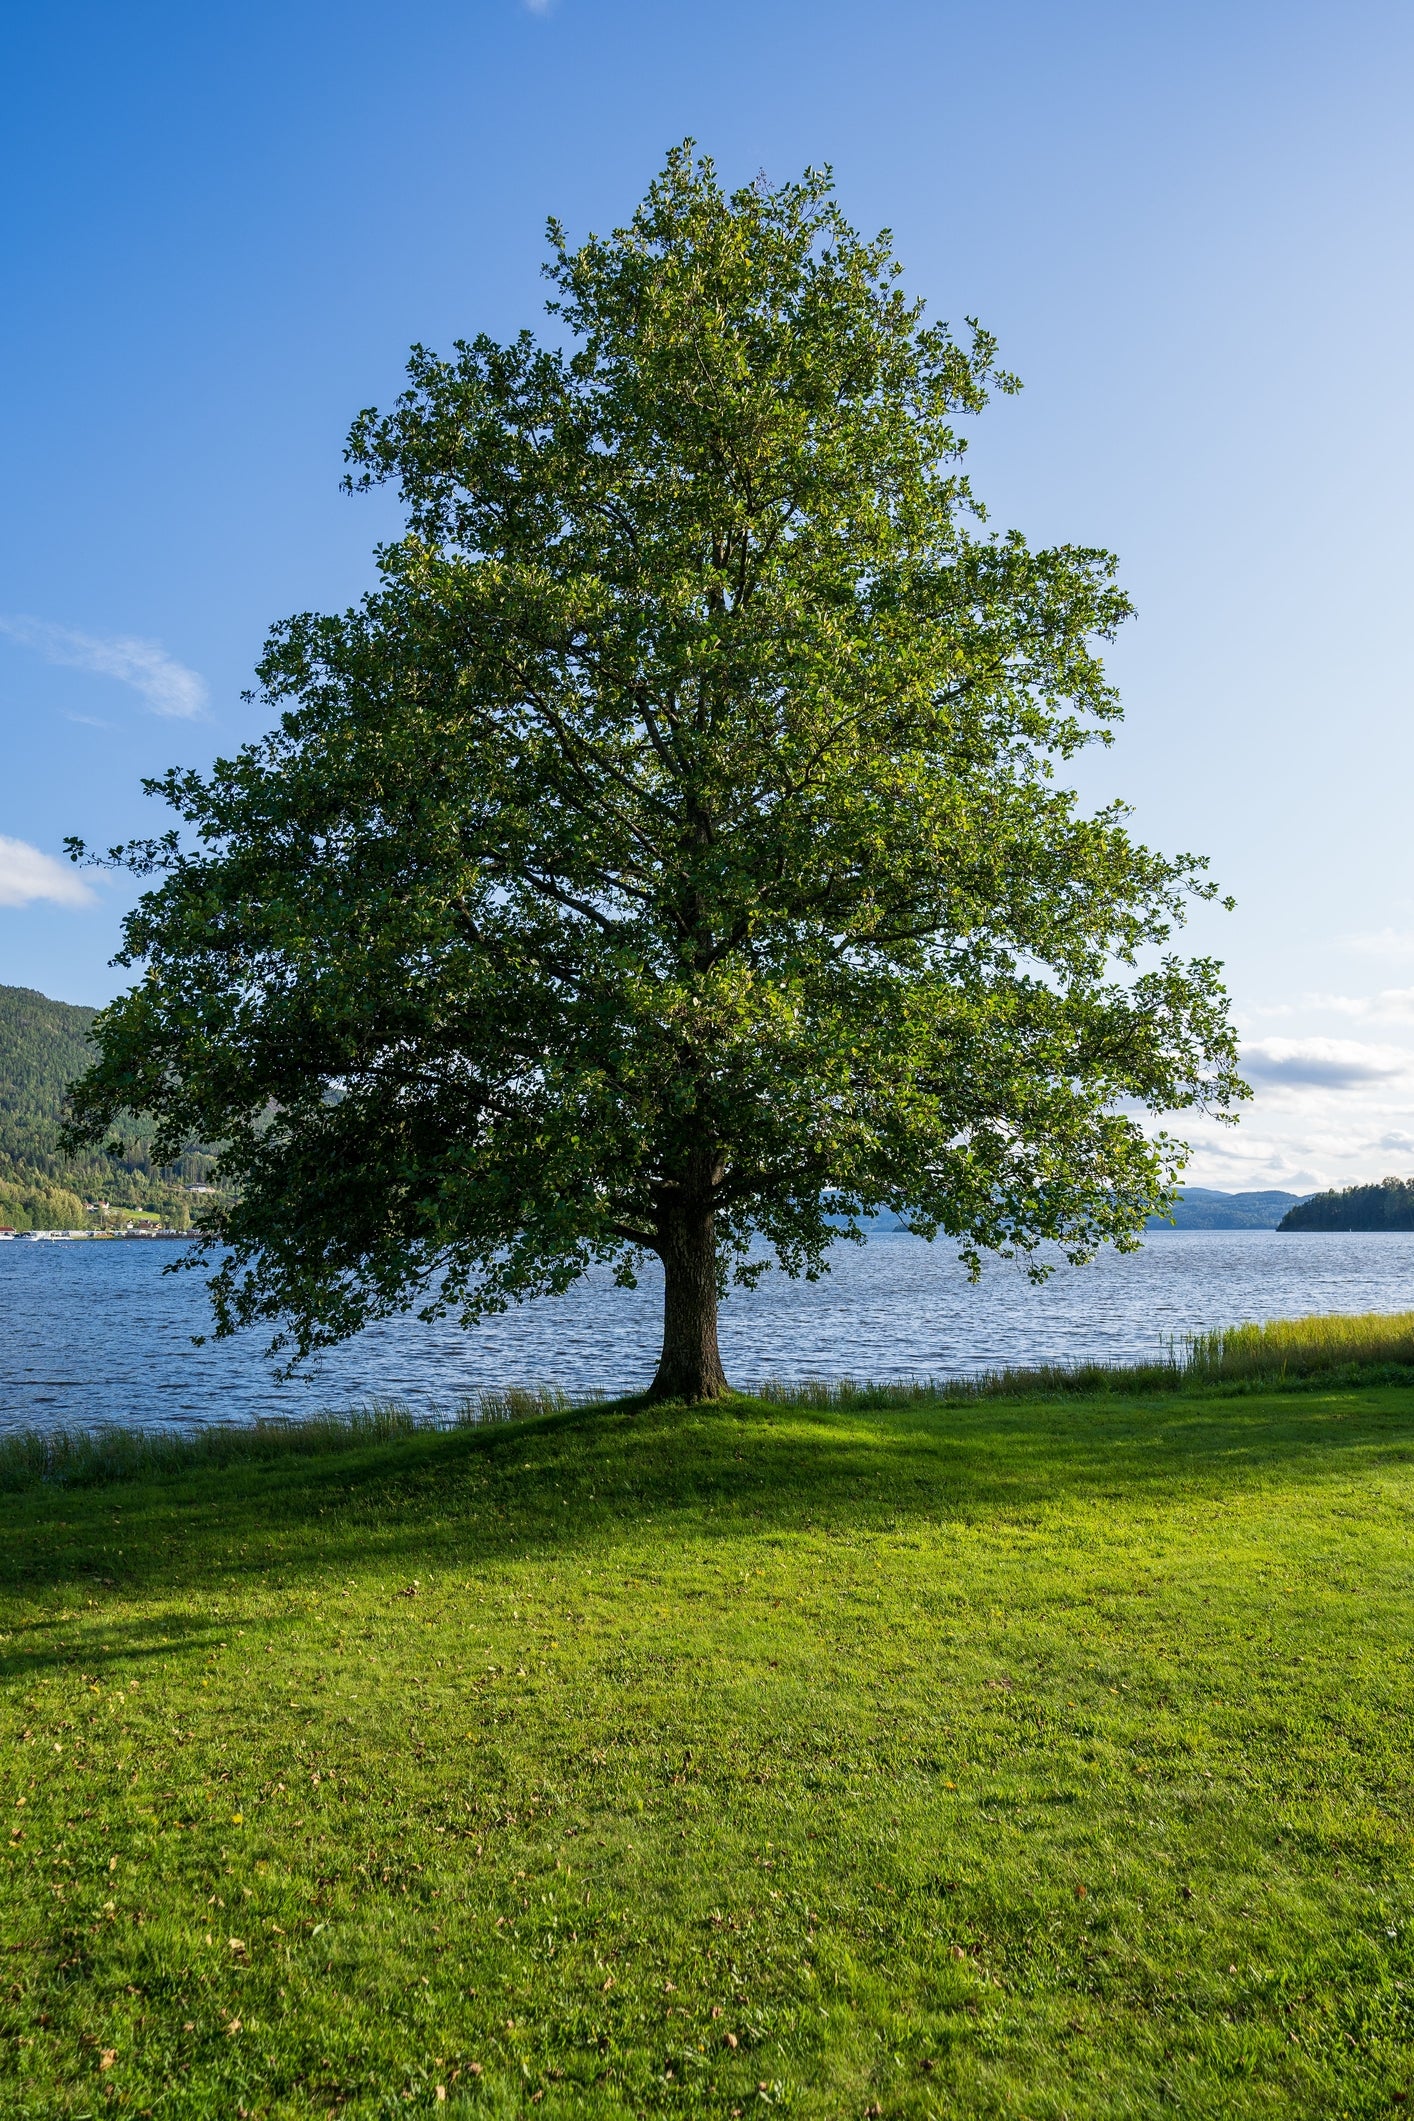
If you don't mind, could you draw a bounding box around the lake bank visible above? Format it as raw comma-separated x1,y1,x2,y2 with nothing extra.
8,1226,1414,1433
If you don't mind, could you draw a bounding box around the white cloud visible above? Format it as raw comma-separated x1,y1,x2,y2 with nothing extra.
1243,987,1414,1026
1345,926,1414,960
0,836,96,909
1240,1036,1409,1090
0,614,207,718
1155,1021,1414,1188
1313,988,1414,1023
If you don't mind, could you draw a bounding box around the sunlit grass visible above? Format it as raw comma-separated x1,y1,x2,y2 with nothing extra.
1186,1307,1414,1379
3,1359,1414,2115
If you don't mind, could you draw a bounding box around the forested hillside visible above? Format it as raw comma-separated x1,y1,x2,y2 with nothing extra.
1278,1177,1414,1231
0,985,213,1228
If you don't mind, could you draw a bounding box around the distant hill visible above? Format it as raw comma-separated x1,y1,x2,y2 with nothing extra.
0,984,214,1229
1279,1177,1414,1231
1146,1188,1312,1230
846,1190,1309,1235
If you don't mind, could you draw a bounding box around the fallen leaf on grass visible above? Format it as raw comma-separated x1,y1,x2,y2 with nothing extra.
98,2050,116,2071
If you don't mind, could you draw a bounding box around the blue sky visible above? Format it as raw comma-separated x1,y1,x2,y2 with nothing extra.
3,0,1412,1189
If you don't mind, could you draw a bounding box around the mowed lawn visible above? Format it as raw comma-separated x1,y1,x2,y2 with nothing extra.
3,1385,1414,2118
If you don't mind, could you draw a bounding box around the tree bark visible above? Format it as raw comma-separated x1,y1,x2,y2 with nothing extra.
649,1203,729,1401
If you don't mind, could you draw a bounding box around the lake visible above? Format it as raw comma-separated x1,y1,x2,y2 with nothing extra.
2,1227,1413,1433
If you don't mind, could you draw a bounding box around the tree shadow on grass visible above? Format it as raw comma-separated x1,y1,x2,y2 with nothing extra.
1,1384,1412,1682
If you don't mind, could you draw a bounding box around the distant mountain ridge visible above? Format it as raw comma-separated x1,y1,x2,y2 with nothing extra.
0,983,210,1228
1146,1188,1313,1230
852,1189,1312,1235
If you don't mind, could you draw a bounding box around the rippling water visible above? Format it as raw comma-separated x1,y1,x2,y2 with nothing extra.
3,1227,1413,1433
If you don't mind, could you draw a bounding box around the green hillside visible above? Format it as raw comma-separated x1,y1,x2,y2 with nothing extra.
1279,1176,1414,1231
0,983,212,1228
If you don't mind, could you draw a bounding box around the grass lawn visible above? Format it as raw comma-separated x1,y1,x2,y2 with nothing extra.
3,1382,1414,2117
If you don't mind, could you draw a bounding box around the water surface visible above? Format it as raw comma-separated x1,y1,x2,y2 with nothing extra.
2,1228,1412,1433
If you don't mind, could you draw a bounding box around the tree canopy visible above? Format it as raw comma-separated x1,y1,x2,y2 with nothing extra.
68,147,1246,1397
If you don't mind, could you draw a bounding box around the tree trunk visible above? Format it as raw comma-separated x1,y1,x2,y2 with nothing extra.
649,1204,729,1402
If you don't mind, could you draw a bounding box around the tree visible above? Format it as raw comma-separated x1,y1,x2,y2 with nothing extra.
67,147,1246,1401
1278,1178,1414,1231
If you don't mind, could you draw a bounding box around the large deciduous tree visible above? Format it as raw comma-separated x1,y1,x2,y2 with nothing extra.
68,148,1245,1400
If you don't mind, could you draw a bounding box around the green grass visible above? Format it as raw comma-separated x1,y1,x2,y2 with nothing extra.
4,1365,1414,2115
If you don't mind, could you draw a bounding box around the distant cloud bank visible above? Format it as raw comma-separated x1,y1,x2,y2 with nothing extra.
0,836,95,909
1263,990,1414,1026
1240,1037,1408,1090
1172,1028,1414,1192
0,614,207,718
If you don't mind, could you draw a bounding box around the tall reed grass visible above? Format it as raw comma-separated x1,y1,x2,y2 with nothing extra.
1183,1308,1414,1379
0,1385,577,1492
755,1309,1414,1410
